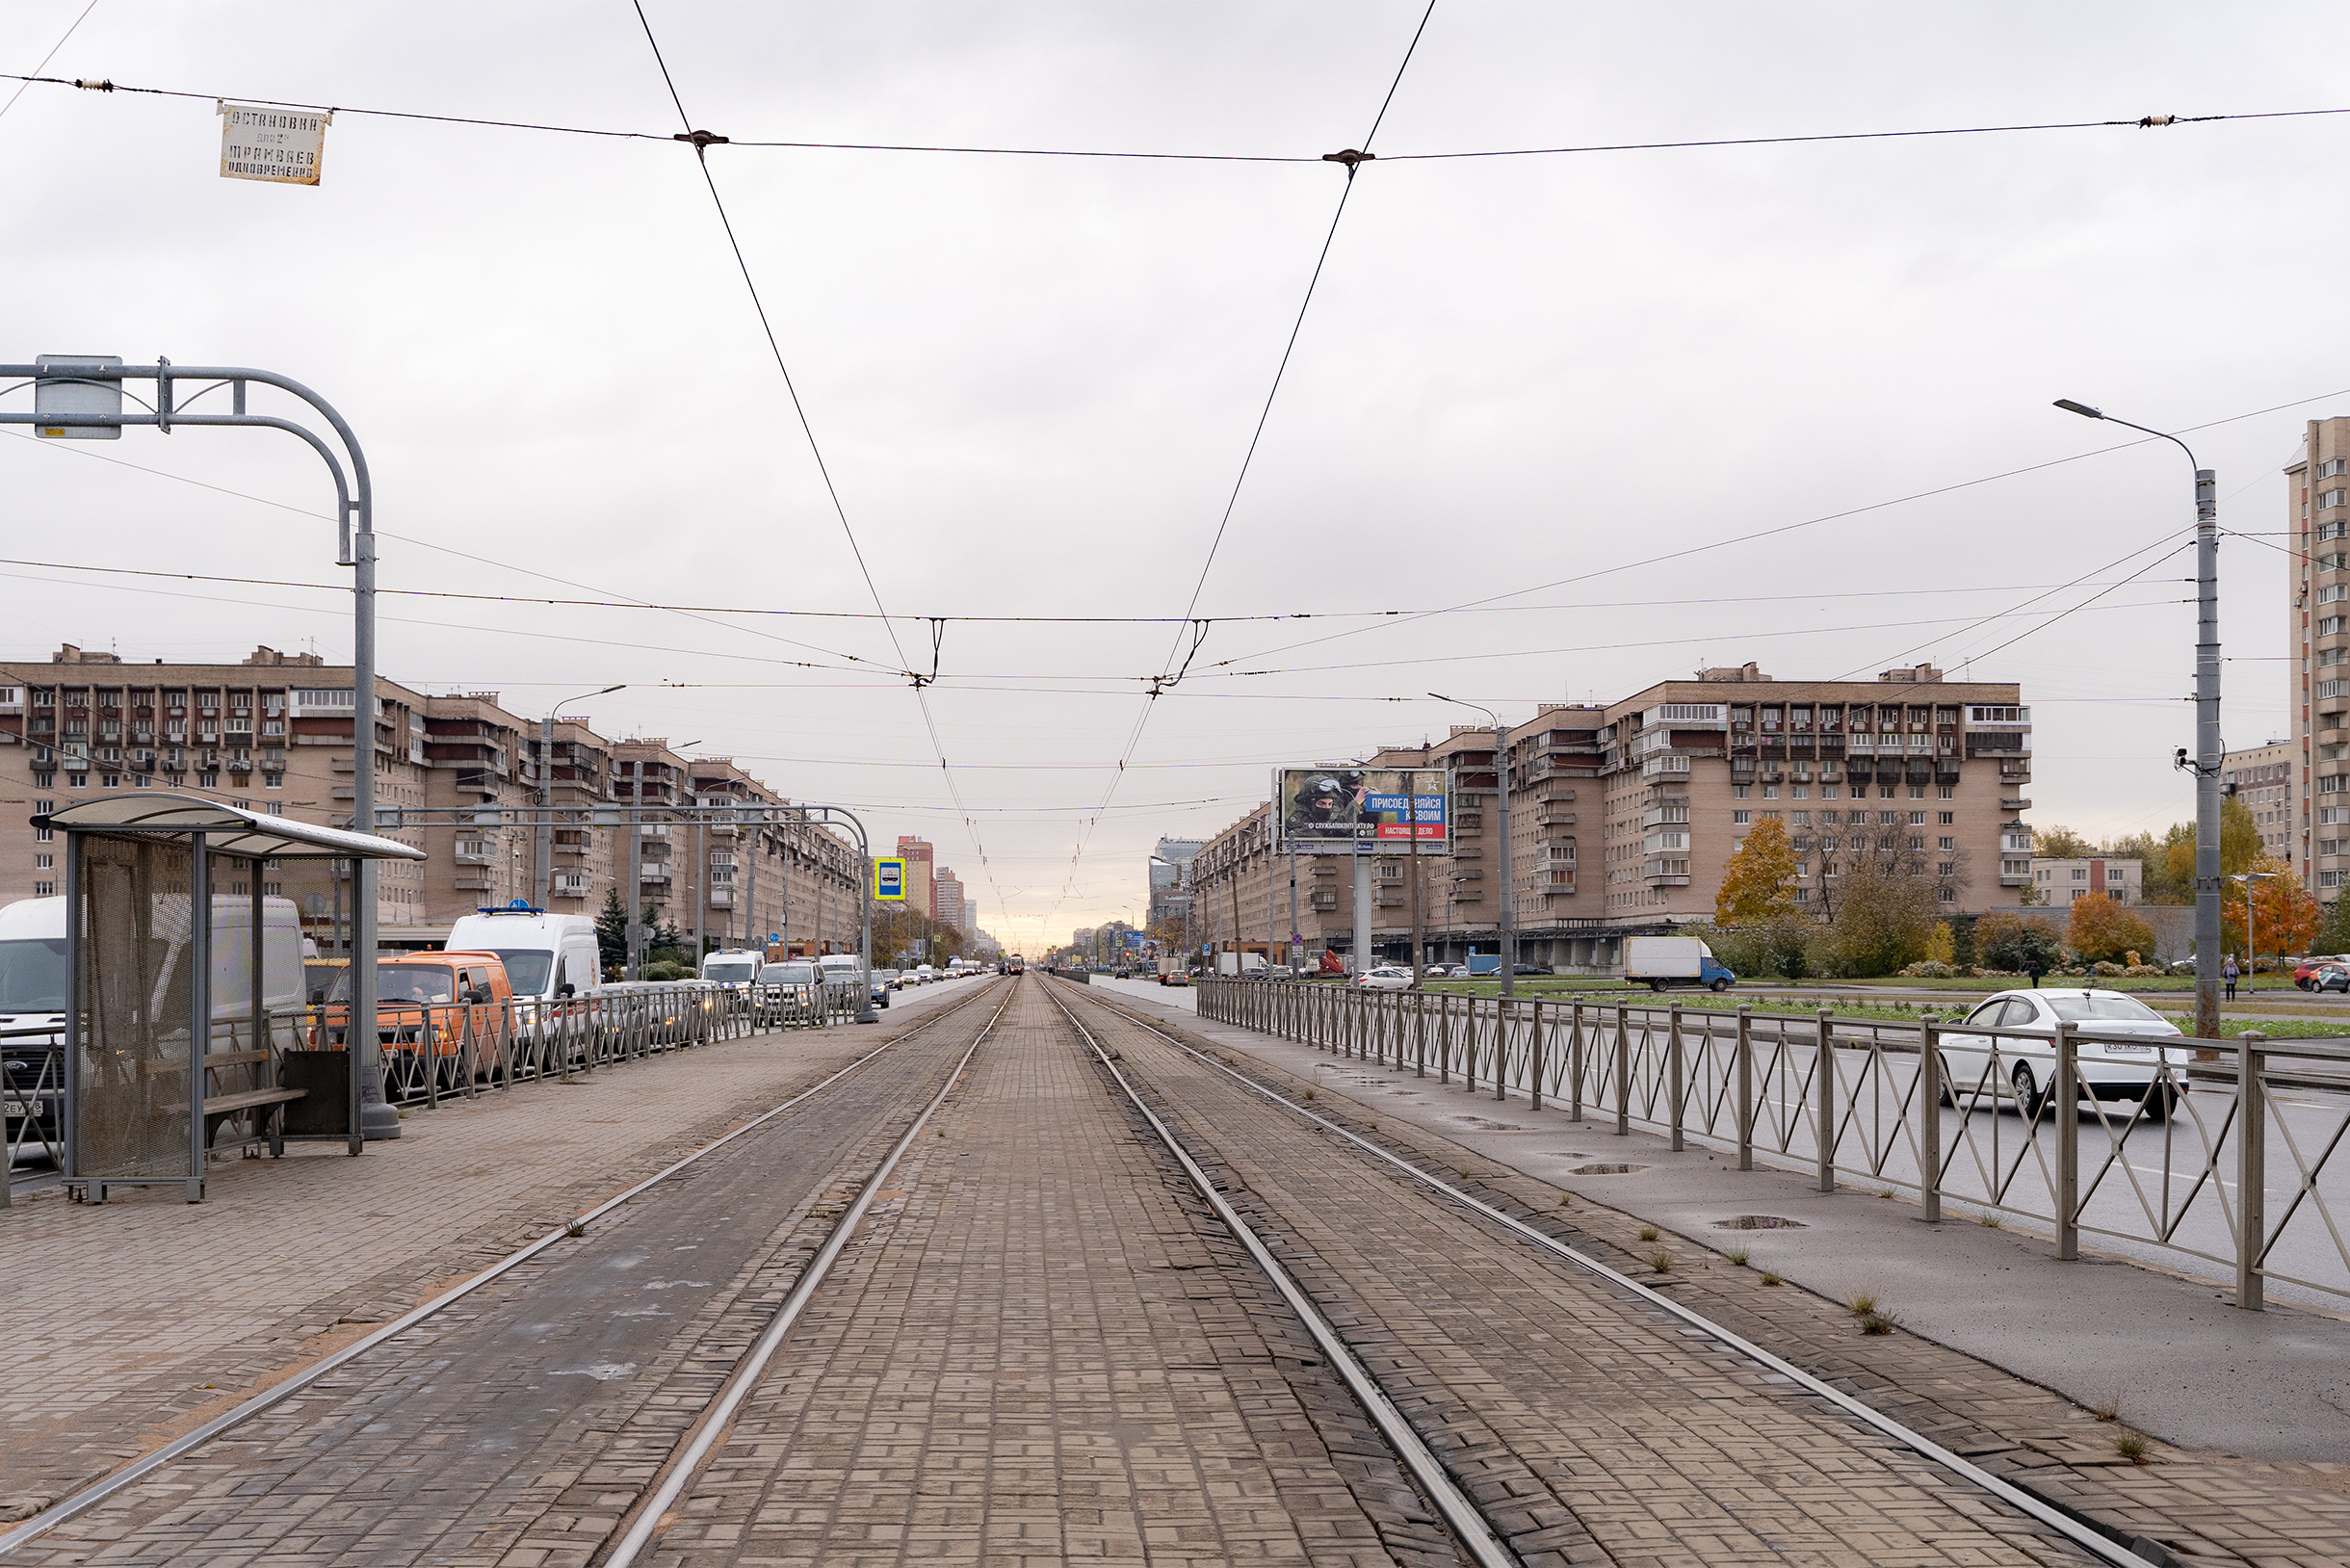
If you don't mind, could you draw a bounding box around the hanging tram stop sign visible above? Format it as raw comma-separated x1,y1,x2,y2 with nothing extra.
218,101,330,186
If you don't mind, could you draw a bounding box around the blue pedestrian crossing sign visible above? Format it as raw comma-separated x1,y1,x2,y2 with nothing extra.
875,858,907,901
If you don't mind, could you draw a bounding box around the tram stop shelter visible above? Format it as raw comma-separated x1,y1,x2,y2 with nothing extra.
39,794,425,1203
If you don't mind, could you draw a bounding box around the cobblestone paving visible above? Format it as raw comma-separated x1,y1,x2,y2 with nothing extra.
1063,985,2096,1568
652,980,1459,1568
1086,985,2350,1568
0,985,995,1529
3,987,1006,1565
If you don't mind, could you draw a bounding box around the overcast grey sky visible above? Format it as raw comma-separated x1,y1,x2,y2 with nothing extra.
4,2,2342,954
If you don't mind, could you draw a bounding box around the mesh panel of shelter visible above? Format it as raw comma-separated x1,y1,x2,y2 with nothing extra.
74,834,196,1180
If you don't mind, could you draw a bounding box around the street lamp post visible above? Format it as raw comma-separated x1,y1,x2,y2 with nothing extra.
1432,693,1516,998
538,685,623,908
1,357,403,1140
2232,872,2277,995
2055,401,2220,1037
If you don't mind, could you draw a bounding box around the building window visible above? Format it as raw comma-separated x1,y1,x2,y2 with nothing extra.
1821,785,1839,798
1762,785,1778,798
1938,861,1955,876
264,771,283,789
1938,784,1955,799
33,882,54,898
1939,811,1954,824
1909,811,1927,825
1879,785,1896,799
1938,886,1956,902
99,772,119,788
1939,835,1955,850
2073,868,2088,880
1909,785,1925,799
1909,835,1926,850
1733,810,1750,824
34,853,52,870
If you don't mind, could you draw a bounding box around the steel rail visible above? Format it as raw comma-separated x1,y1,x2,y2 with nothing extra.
1055,980,2165,1568
0,977,1009,1558
603,980,1015,1566
1038,981,1518,1568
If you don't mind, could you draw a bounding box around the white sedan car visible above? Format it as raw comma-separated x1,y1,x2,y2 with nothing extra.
1353,965,1415,991
1935,988,2192,1120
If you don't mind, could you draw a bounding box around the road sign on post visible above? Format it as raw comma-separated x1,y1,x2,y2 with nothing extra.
219,102,330,185
874,858,906,901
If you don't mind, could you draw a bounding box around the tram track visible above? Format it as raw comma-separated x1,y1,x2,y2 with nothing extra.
0,977,1013,1561
1049,977,2166,1568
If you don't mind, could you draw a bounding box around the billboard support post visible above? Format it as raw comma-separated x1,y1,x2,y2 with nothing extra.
1408,799,1423,985
1352,839,1371,975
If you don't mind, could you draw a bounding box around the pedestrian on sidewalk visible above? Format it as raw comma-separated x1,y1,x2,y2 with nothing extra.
2026,957,2044,989
2224,956,2239,1000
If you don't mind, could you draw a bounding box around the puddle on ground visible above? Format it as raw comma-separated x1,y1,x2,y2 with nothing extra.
1451,1116,1528,1132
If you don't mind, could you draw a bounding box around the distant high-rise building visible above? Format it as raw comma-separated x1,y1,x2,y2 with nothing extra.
934,865,965,931
2286,420,2350,899
1150,837,1204,929
895,833,936,918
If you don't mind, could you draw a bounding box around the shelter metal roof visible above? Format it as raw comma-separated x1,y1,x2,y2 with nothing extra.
33,794,427,861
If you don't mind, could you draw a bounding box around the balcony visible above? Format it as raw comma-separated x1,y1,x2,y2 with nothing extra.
639,868,670,885
1641,755,1691,780
2002,796,2032,812
1533,809,1575,827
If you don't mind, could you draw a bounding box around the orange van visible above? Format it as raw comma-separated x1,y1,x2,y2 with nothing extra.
321,952,515,1085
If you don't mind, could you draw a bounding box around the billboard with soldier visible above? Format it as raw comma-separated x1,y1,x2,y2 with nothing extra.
1272,767,1449,853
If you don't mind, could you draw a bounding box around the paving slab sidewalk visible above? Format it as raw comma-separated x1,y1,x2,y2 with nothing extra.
1087,980,2350,1567
0,984,978,1523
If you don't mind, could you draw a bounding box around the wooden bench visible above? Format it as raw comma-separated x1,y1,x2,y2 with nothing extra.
199,1050,306,1157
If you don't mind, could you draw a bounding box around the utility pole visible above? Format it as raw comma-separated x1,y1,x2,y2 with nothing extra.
1289,846,1300,976
2054,401,2220,1036
1408,768,1424,984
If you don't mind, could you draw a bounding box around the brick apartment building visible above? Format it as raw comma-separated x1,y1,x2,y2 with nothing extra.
1187,662,2032,973
0,645,864,956
2031,856,2144,904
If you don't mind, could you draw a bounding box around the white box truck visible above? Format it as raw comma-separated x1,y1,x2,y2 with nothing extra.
1624,935,1736,993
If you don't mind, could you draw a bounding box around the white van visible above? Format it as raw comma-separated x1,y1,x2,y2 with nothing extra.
443,907,602,1004
700,948,767,987
0,892,306,1041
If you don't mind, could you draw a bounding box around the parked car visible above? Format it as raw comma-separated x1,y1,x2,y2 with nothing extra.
2311,964,2350,995
2295,954,2350,989
1424,963,1469,979
1353,965,1415,991
1934,988,2191,1120
1510,963,1551,977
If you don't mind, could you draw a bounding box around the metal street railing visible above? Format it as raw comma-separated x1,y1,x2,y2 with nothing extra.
2,1025,65,1206
1199,979,2350,1310
285,979,847,1111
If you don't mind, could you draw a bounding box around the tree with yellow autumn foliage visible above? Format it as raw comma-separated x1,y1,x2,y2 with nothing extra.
1715,815,1799,926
